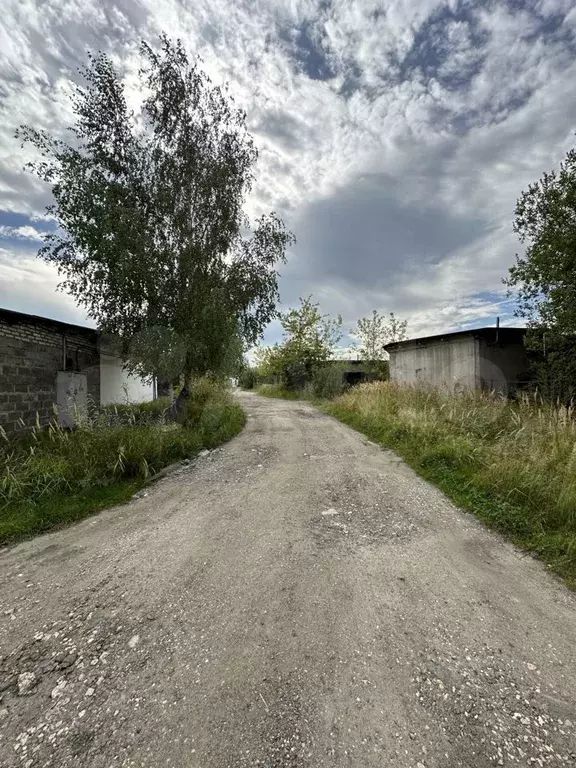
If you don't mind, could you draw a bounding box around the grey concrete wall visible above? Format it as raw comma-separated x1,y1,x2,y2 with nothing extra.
0,316,100,434
388,336,478,392
477,338,530,394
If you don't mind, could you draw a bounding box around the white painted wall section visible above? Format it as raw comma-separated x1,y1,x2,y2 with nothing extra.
100,354,154,405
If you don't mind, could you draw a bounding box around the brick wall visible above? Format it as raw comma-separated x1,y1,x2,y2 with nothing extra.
0,312,100,434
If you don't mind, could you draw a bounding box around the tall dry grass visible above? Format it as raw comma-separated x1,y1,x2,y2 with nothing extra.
325,381,576,586
0,380,245,543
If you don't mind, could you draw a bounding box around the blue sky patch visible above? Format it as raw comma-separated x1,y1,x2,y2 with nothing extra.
278,22,335,81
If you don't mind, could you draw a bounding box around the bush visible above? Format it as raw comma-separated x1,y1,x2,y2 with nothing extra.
256,384,299,400
284,361,310,390
312,365,346,399
183,378,229,427
370,359,390,381
0,383,245,544
238,367,257,390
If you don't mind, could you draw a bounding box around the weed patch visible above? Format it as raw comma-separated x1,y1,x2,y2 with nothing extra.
256,384,300,400
0,382,245,545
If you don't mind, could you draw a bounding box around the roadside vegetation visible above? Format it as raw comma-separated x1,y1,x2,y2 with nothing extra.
0,381,245,544
240,134,576,588
325,382,576,587
251,371,576,587
241,288,576,587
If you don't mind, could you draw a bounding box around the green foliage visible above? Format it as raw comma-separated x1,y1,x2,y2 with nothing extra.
183,377,227,427
254,344,287,379
17,35,294,383
255,296,343,389
198,401,246,447
505,141,576,402
325,382,576,587
123,327,187,384
101,397,171,426
0,483,144,546
371,359,390,381
238,366,258,390
0,385,245,544
311,364,347,399
281,296,343,366
521,328,576,404
506,143,576,334
350,310,408,362
256,384,299,400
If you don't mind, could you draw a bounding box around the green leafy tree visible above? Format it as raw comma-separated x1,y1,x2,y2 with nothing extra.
254,344,286,379
505,143,576,333
281,296,342,370
17,36,294,387
255,297,343,389
351,310,408,358
505,141,576,401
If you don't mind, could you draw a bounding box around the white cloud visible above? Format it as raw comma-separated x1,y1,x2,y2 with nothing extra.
0,0,575,342
0,224,44,240
0,245,91,325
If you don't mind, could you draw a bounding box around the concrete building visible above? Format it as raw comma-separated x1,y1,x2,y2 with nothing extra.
385,327,529,395
0,308,154,434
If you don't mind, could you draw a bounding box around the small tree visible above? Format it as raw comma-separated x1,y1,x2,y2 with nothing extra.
280,296,343,376
254,344,286,381
255,297,343,389
17,36,294,389
351,311,407,359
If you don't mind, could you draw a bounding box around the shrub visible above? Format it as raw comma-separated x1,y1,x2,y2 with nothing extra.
256,384,299,399
183,378,228,427
238,367,257,389
312,365,346,399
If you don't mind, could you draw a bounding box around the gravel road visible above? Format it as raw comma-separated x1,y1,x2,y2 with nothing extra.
0,391,575,768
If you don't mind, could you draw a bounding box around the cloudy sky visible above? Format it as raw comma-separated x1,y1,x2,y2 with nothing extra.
1,0,575,348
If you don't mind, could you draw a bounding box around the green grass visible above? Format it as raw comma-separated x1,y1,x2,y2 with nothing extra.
100,396,171,425
0,381,245,546
255,384,300,400
0,481,145,543
322,381,576,588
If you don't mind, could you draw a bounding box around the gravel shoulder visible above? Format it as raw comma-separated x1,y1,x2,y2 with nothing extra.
0,391,574,767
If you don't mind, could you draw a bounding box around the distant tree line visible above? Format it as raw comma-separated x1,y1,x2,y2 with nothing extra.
240,297,407,397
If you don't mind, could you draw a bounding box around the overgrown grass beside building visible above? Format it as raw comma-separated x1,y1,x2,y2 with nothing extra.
324,382,576,587
0,380,245,544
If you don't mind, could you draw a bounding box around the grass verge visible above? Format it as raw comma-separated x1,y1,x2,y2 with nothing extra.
322,382,576,588
0,381,245,546
255,384,300,400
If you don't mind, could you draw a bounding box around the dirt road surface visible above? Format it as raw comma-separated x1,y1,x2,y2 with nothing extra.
0,392,575,767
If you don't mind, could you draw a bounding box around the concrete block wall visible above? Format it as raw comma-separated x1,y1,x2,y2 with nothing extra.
0,314,100,434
